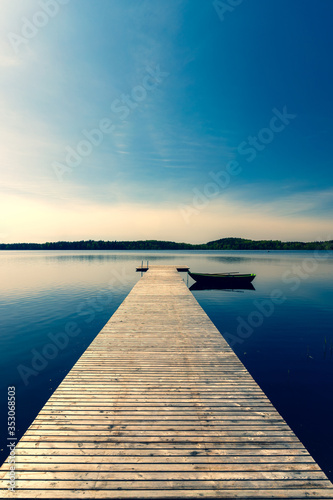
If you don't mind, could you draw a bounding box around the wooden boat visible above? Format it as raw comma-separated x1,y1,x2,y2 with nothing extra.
188,271,256,285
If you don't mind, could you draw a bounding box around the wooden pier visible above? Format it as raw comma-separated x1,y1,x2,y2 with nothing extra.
1,265,333,499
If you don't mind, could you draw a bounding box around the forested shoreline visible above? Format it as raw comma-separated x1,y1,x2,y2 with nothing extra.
1,237,332,251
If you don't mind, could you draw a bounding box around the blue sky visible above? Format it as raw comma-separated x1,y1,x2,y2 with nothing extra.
0,0,332,243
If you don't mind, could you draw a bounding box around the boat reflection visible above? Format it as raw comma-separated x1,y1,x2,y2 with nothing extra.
189,282,256,292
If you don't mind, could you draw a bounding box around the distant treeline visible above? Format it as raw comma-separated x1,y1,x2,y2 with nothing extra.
0,237,332,251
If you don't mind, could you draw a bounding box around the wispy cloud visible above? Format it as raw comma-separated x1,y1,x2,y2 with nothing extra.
226,184,333,218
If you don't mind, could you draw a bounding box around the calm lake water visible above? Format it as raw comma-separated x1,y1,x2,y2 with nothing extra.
1,250,333,480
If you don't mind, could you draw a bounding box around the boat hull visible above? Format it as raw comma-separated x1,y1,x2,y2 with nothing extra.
188,272,256,285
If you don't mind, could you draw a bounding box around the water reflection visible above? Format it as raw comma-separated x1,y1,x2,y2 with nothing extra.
0,250,333,482
189,282,256,291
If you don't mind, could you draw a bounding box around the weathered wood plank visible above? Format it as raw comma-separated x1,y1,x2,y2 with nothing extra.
2,478,333,489
1,463,323,472
3,471,330,481
12,445,311,455
1,489,333,499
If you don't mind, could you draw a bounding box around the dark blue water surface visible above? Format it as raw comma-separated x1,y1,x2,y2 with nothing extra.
1,250,333,480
